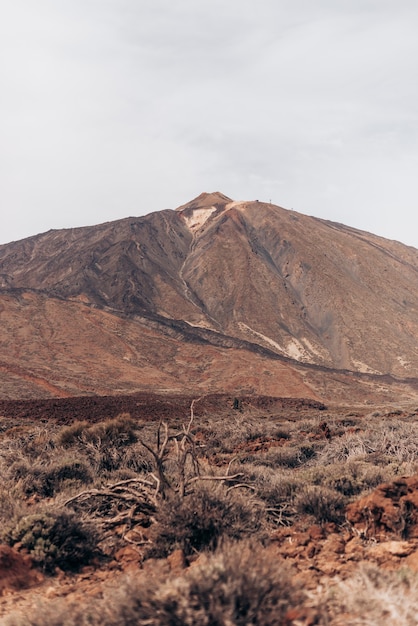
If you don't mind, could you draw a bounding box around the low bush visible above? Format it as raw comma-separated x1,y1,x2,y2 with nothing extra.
147,482,265,558
3,541,306,626
296,485,346,524
261,447,302,468
3,510,98,573
195,417,291,456
110,541,305,626
56,421,89,447
319,422,418,467
304,461,391,497
56,415,152,474
239,443,316,469
9,458,93,497
57,414,138,448
0,487,27,525
243,465,303,498
324,564,418,625
0,426,57,463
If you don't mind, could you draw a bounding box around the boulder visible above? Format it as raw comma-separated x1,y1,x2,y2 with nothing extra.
346,475,418,539
0,545,43,595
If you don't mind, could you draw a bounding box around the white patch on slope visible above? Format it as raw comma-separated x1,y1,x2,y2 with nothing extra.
351,360,381,374
286,339,308,361
239,322,325,363
184,319,216,330
286,338,331,362
302,338,327,360
397,356,410,368
182,200,245,232
238,323,284,352
183,206,217,231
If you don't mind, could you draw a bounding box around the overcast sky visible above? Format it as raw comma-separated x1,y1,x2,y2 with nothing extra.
1,0,418,247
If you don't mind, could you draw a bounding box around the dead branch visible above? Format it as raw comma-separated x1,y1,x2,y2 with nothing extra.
226,483,257,493
187,472,244,484
226,456,237,476
104,477,156,489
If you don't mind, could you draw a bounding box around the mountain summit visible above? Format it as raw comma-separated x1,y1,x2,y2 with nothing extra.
175,192,233,231
1,192,418,400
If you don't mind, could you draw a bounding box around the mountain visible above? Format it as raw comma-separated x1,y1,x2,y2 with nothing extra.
1,191,418,403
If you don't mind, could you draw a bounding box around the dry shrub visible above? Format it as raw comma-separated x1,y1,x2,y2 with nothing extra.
109,541,304,626
56,415,152,474
296,485,346,524
57,414,138,448
196,417,290,455
9,458,93,497
0,488,28,525
243,464,304,500
3,510,98,573
319,422,418,467
238,464,303,525
240,444,315,469
240,448,299,469
324,564,418,625
147,482,265,558
0,426,57,461
304,461,391,497
56,421,90,447
3,541,305,626
324,462,388,496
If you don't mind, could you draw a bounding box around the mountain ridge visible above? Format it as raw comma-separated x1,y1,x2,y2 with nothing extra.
1,192,418,402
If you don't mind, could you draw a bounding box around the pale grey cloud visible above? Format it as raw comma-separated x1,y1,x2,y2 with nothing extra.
1,0,418,246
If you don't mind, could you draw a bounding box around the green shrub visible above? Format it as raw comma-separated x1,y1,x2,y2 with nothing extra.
4,510,98,573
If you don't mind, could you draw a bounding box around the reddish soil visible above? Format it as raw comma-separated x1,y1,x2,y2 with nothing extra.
3,452,418,621
0,546,43,595
346,475,418,540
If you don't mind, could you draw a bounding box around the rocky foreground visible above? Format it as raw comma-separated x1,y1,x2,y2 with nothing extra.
2,395,418,624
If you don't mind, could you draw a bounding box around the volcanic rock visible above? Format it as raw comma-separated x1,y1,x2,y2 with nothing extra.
346,475,418,539
0,545,43,595
2,192,418,401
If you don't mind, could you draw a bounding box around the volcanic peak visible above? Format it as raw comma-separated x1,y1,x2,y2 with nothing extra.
174,191,234,232
175,191,233,212
3,191,418,401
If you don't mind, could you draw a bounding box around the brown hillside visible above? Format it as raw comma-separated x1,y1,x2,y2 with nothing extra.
1,192,418,401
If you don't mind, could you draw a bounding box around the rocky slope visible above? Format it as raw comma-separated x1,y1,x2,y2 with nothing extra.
1,191,418,401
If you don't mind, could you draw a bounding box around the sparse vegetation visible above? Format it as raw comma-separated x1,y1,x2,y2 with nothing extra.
325,565,418,625
9,457,93,497
295,485,346,524
2,541,305,626
102,540,305,626
3,510,98,573
3,402,418,624
147,483,265,558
